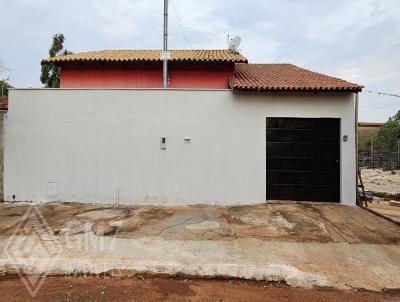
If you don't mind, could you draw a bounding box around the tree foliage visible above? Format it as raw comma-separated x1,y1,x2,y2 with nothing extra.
40,33,72,88
0,60,12,96
0,79,13,96
376,110,400,151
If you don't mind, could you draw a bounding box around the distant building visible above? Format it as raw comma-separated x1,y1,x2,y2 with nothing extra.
0,96,7,201
358,122,384,151
358,122,384,128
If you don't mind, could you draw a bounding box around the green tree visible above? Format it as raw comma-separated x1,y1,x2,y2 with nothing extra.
0,60,12,96
0,78,13,96
376,110,400,151
40,33,72,88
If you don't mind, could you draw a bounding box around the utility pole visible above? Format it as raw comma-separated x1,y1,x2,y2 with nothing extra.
162,0,169,88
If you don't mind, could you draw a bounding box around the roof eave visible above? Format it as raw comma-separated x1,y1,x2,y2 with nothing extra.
232,86,363,93
42,58,248,65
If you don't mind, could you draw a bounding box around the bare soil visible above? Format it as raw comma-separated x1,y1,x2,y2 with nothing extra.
368,202,400,223
361,169,400,194
0,275,399,302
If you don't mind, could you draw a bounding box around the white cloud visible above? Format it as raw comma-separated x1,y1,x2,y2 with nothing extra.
1,0,399,121
89,0,157,43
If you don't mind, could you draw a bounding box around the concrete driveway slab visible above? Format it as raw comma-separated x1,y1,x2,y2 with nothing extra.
0,202,399,291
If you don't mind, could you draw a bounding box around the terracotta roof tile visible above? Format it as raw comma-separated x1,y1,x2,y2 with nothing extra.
230,63,363,92
42,49,248,64
358,122,384,127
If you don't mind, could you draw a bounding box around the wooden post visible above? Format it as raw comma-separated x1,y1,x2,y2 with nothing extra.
397,135,400,169
370,136,374,168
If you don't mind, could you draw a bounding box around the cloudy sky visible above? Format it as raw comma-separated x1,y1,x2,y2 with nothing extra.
1,0,399,121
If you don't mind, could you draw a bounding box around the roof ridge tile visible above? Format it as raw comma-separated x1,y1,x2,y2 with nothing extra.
42,49,248,64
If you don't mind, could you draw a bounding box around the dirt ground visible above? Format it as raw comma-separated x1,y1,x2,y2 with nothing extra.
361,168,400,194
0,275,399,302
368,201,400,223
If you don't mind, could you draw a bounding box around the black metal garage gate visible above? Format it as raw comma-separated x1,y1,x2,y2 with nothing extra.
266,118,340,202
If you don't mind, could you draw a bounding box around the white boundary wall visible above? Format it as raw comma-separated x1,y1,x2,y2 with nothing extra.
4,89,356,205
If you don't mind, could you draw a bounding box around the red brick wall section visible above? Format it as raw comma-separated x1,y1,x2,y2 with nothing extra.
0,96,8,111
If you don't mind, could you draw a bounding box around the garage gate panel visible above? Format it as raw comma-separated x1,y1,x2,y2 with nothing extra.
266,118,340,202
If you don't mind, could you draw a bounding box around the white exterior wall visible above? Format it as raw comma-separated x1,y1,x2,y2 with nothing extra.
4,89,356,205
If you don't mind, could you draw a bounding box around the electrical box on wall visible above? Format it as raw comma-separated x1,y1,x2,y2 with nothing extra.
160,137,166,150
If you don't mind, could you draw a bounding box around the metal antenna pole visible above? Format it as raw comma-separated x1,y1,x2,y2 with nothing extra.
163,0,168,88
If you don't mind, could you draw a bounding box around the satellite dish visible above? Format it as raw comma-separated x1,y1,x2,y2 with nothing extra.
228,36,242,51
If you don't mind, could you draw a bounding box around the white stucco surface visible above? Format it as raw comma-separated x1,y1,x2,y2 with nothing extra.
4,89,356,205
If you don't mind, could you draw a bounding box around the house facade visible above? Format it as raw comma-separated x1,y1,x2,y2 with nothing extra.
4,50,362,205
